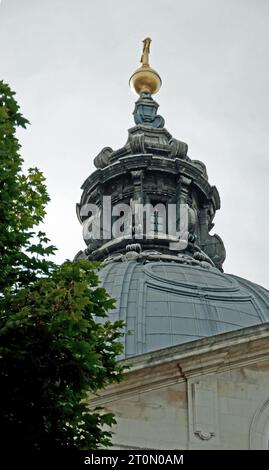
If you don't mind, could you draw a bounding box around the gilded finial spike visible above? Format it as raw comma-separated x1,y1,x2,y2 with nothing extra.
129,38,162,96
140,37,151,67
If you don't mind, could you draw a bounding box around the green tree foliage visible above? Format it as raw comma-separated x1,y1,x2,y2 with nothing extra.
0,80,56,293
0,81,125,449
0,260,124,449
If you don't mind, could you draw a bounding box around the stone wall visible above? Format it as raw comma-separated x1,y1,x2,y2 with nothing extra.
88,324,269,449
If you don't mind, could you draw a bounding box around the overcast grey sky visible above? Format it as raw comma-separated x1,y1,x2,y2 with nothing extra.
0,0,268,288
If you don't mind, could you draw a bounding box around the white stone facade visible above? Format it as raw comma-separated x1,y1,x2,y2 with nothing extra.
88,324,269,449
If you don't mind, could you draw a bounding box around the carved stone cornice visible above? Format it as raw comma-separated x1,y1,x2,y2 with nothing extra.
87,324,269,406
80,155,218,204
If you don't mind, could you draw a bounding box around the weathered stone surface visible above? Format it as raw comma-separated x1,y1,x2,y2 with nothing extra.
77,151,225,268
93,146,113,169
87,324,269,449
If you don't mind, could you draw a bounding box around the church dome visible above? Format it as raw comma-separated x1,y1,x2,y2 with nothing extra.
75,38,269,360
98,257,269,358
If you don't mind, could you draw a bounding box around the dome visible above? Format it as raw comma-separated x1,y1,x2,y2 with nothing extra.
76,39,269,361
98,259,269,359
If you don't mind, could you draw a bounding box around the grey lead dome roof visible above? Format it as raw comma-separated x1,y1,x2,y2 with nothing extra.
98,260,269,359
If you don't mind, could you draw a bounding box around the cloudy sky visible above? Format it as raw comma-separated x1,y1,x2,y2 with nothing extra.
0,0,268,288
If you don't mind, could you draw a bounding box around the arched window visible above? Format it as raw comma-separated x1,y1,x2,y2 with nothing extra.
249,399,269,449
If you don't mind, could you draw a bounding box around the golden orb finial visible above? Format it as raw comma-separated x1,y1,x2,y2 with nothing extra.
129,38,162,96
